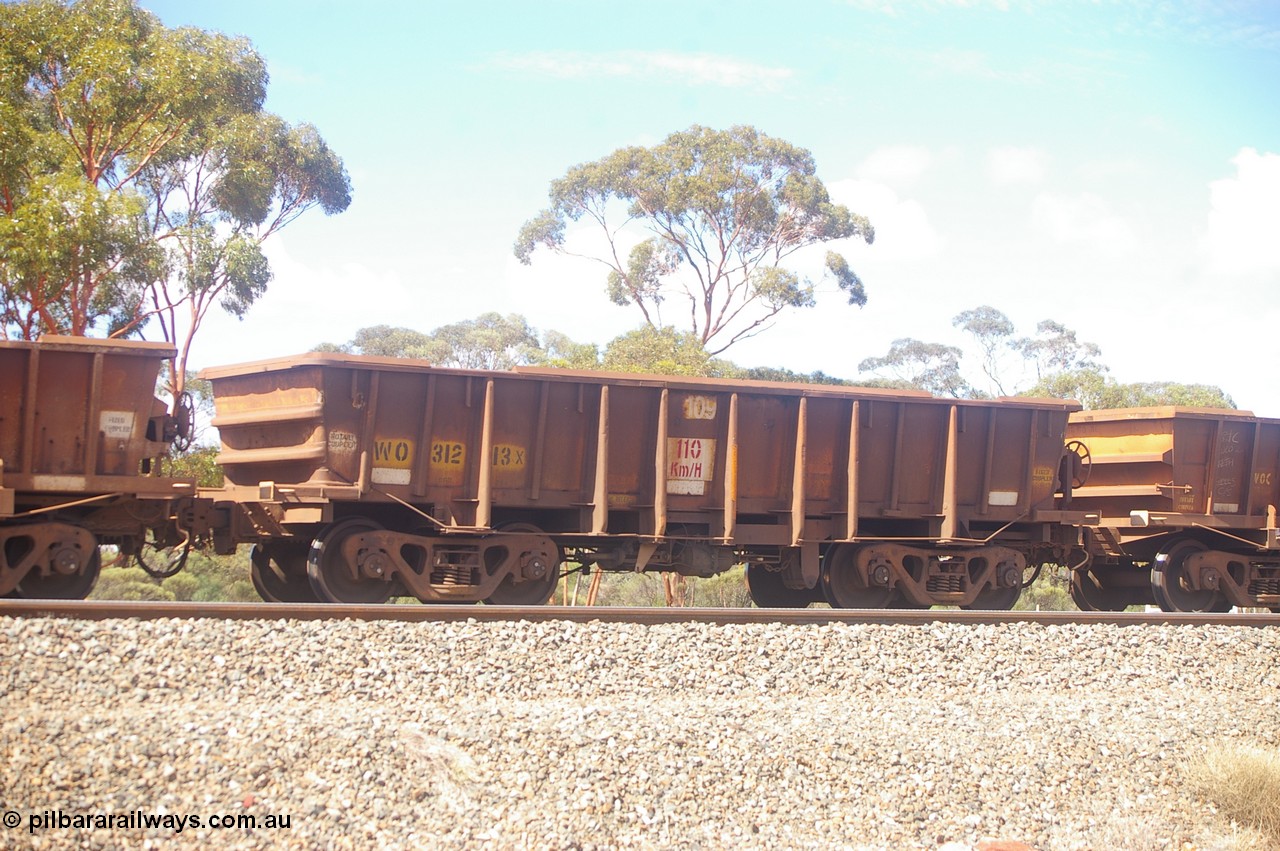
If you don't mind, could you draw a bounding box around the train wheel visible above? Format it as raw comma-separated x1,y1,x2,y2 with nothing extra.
308,518,395,604
1069,570,1132,612
821,544,895,609
961,584,1021,611
744,564,814,608
17,546,101,599
1151,538,1231,613
484,523,560,606
252,542,320,603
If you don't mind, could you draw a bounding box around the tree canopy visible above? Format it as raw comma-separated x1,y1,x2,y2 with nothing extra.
327,317,846,383
858,338,970,397
860,304,1235,409
515,125,873,355
331,307,1236,411
0,0,350,394
322,313,546,371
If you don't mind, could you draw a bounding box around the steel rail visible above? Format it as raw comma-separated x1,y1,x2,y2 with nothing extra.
0,599,1276,627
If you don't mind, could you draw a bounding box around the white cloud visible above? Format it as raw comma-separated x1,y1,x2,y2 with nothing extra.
1030,191,1135,252
829,177,940,260
1201,147,1280,278
181,238,416,368
855,145,934,187
486,51,793,91
987,146,1048,185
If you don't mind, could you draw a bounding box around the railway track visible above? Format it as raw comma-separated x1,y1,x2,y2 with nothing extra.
1,598,1277,626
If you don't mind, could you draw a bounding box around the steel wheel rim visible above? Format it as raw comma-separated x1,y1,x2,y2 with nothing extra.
821,544,895,609
1069,570,1136,612
17,546,101,599
252,542,320,603
1152,539,1229,613
308,518,394,604
961,584,1021,611
483,522,560,606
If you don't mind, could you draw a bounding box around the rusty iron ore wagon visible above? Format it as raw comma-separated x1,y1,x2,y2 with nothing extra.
1067,407,1280,612
1,336,194,597
201,352,1086,608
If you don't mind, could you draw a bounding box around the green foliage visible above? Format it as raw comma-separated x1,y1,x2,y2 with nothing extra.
162,573,200,602
575,566,753,607
340,325,433,358
953,305,1016,396
177,548,258,603
536,330,601,370
740,365,853,385
423,313,542,369
159,445,224,487
1,0,265,337
88,547,255,602
329,313,921,386
687,564,753,608
869,305,1236,406
824,252,867,307
1013,319,1104,381
0,0,350,400
858,337,972,397
0,169,155,338
1112,381,1235,409
516,125,873,354
571,572,667,607
332,313,549,369
1013,564,1075,611
91,566,178,601
1027,369,1235,410
601,326,738,377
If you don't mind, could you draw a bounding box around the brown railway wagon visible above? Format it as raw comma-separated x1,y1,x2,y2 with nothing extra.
1066,407,1280,612
202,352,1084,608
0,336,190,598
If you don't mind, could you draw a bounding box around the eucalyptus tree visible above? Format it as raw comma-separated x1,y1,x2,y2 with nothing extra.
0,0,350,395
1013,319,1104,381
330,314,546,370
142,113,349,394
858,338,971,398
600,326,739,377
953,305,1016,396
1027,371,1235,410
515,125,874,355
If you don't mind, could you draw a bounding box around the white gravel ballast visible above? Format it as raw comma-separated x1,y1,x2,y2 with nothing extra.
2,616,1278,850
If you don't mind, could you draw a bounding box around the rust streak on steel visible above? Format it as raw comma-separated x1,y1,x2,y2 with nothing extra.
0,599,1276,627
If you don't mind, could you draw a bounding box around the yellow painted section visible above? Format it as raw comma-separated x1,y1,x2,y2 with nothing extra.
1077,433,1173,457
491,443,526,469
373,438,414,469
429,440,466,486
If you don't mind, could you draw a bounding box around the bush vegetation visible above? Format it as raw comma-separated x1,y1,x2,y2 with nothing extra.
1187,740,1280,845
1013,563,1075,611
90,548,256,603
88,548,1096,611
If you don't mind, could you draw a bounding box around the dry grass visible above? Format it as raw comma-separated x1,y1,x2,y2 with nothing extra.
1188,740,1280,846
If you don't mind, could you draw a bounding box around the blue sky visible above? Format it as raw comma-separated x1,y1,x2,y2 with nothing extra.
143,0,1280,411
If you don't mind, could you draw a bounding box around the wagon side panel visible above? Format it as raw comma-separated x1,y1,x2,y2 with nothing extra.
212,365,329,490
1,337,174,488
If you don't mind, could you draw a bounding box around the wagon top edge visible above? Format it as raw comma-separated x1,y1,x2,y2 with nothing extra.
0,335,177,358
196,351,1082,412
1069,406,1273,424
